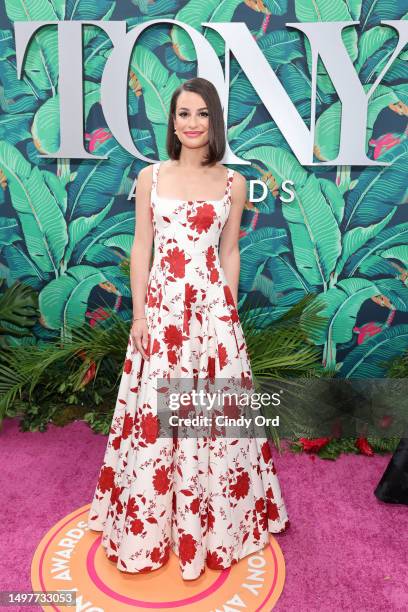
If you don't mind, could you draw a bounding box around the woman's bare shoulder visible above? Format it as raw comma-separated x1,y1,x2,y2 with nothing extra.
230,169,246,188
230,168,245,181
229,169,246,202
137,164,155,188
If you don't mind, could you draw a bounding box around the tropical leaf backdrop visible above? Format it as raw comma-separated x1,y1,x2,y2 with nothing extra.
0,0,407,377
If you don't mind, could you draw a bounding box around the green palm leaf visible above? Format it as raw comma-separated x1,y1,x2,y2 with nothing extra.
0,142,68,274
340,324,408,377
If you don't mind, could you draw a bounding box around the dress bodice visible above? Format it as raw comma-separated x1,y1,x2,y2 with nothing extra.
150,162,234,263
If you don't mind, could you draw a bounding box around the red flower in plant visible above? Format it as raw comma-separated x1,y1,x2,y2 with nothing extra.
163,246,186,278
379,415,393,429
141,413,159,444
356,437,374,456
153,465,171,494
164,324,183,350
123,358,132,374
130,518,144,535
81,361,96,386
97,466,114,493
188,204,216,234
179,533,197,564
230,471,250,500
299,437,332,453
218,343,228,370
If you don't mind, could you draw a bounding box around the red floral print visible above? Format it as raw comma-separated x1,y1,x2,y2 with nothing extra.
185,283,197,307
122,412,134,439
218,343,228,369
130,518,144,535
140,413,159,444
188,203,216,234
97,466,114,493
150,547,161,563
179,533,197,564
206,551,225,570
230,471,250,500
152,465,171,495
224,284,239,323
163,324,183,350
261,440,272,464
163,246,186,279
87,162,289,581
123,358,132,374
126,497,138,519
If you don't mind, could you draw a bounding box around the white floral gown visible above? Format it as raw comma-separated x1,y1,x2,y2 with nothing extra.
87,162,289,580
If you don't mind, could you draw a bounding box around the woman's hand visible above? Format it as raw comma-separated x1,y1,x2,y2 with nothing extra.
131,318,150,361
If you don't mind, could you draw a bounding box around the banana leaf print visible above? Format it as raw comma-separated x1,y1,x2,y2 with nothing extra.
301,278,388,368
0,140,135,329
339,325,408,377
343,141,408,230
0,0,407,373
345,222,408,277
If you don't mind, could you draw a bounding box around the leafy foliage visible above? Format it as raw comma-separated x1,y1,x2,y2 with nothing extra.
0,299,323,432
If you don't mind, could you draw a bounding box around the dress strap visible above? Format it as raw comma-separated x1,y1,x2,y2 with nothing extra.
225,167,235,200
151,162,160,195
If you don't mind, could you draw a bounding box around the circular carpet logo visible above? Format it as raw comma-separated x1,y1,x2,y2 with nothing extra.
31,505,286,611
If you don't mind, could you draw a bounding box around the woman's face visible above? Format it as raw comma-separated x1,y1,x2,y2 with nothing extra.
173,90,210,149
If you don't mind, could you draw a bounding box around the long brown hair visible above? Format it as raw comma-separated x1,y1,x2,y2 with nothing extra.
166,77,226,166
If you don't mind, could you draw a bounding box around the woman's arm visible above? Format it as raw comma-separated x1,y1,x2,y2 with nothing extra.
219,171,247,307
130,165,154,320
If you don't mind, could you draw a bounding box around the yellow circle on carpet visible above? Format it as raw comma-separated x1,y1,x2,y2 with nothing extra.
31,505,286,611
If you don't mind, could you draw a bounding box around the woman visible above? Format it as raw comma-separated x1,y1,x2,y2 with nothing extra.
88,77,289,580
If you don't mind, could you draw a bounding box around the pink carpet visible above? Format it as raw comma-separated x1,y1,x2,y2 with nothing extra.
1,416,407,611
